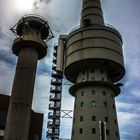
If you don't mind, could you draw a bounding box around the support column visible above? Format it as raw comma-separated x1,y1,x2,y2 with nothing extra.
4,47,39,140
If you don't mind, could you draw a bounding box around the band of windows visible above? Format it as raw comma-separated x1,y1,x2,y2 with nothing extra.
73,128,119,136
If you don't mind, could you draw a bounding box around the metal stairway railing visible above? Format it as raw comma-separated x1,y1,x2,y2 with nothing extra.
47,45,63,140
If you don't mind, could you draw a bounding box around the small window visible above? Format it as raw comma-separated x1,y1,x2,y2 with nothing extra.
81,102,84,107
101,70,104,74
102,90,106,96
74,103,76,109
73,118,75,123
113,104,115,109
114,119,117,125
105,117,108,122
92,116,96,121
72,130,74,135
81,91,84,96
106,129,110,135
92,128,96,134
82,70,85,74
80,116,83,121
92,89,95,95
116,131,119,137
91,101,96,107
91,69,94,73
104,102,107,107
79,128,83,134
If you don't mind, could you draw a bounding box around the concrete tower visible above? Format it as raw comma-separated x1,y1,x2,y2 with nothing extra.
4,15,53,140
63,0,125,140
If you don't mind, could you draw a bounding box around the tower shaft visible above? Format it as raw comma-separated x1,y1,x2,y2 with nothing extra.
70,68,120,140
4,47,39,140
81,0,104,27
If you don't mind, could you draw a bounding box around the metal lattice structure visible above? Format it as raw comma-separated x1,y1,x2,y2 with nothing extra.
10,14,54,42
61,110,73,119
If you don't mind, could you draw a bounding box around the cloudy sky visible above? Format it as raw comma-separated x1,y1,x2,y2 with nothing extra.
0,0,140,140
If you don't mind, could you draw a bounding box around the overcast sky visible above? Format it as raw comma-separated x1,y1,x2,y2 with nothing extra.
0,0,140,140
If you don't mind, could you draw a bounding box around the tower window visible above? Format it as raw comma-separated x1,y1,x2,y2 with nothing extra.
92,128,96,134
92,89,95,95
79,128,83,134
81,102,84,107
74,102,76,109
106,129,110,135
82,70,85,74
91,101,96,107
80,116,83,121
83,18,92,26
105,117,108,122
116,131,119,137
72,130,74,135
113,104,115,109
114,119,117,125
102,90,106,96
73,118,75,123
91,69,94,73
81,91,84,96
101,70,104,74
104,101,107,107
92,116,96,121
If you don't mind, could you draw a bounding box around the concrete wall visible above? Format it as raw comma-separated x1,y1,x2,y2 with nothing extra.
71,69,120,140
64,26,124,83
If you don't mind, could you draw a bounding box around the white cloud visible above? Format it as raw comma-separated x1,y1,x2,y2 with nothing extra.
60,118,73,139
32,74,51,113
0,61,15,95
118,112,138,127
116,102,133,110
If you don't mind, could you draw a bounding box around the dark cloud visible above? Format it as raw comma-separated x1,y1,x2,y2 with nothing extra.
0,49,16,67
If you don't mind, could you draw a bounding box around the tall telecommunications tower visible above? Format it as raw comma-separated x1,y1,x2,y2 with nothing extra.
4,15,53,140
54,0,125,139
